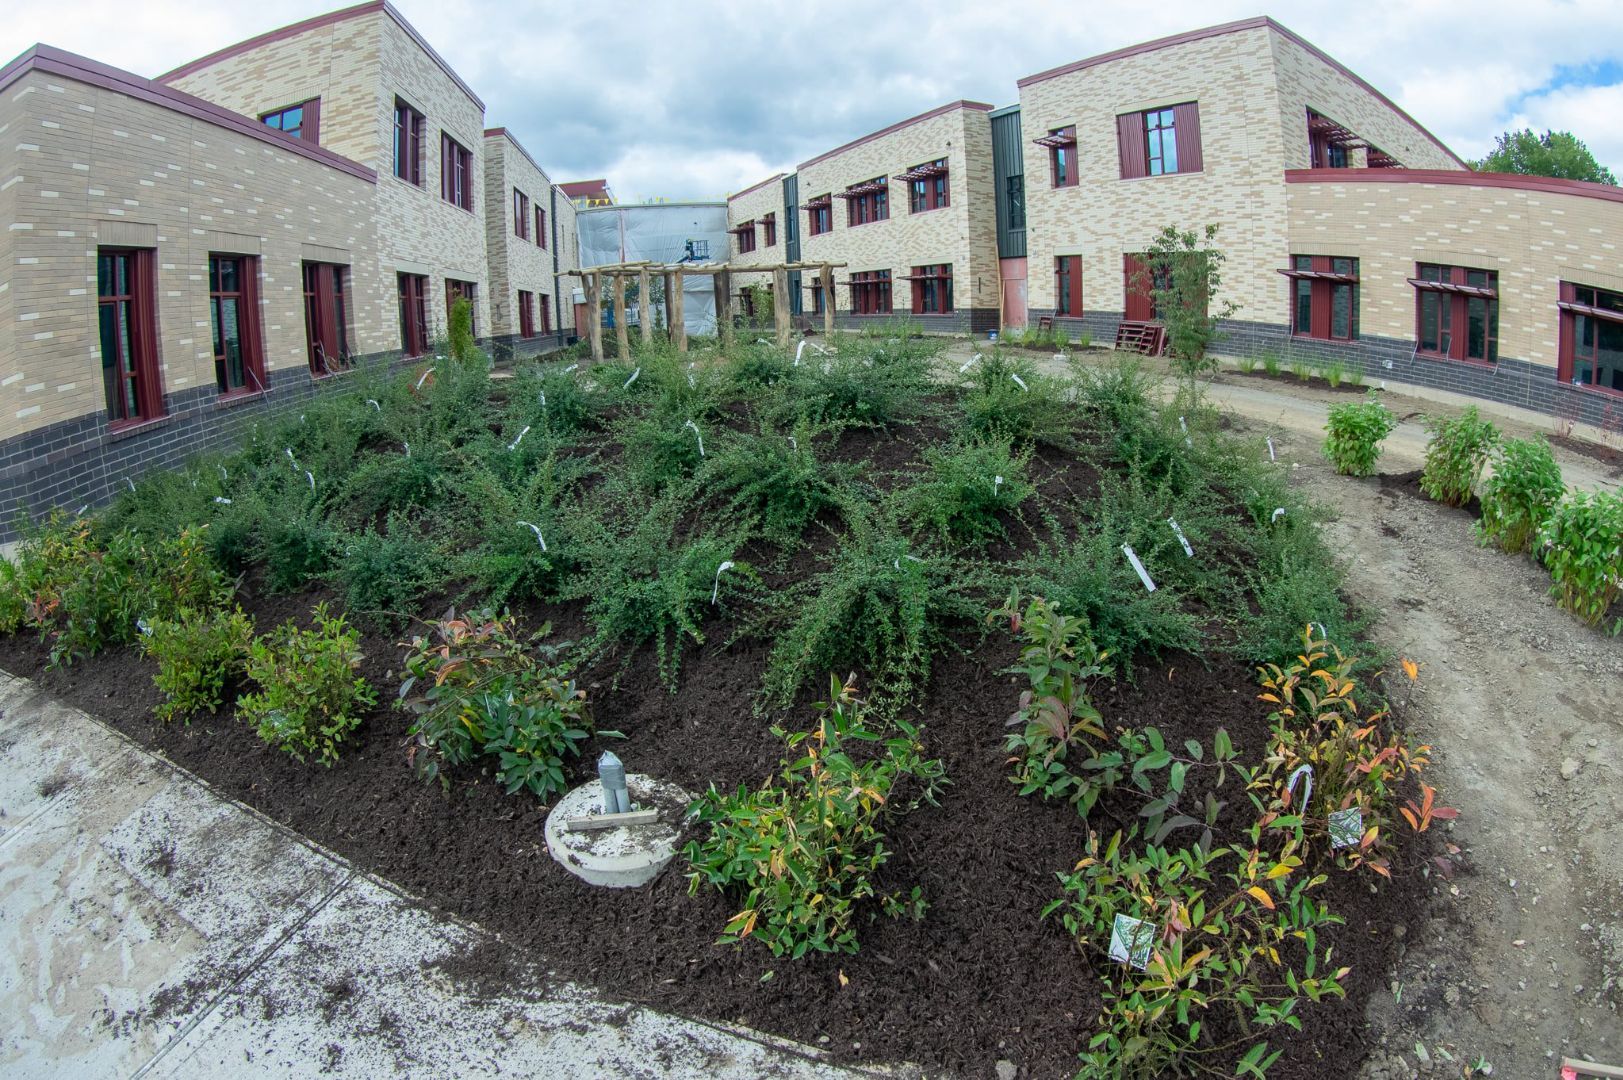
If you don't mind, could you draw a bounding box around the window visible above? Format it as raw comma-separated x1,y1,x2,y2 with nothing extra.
1412,264,1498,363
735,221,757,255
845,177,888,227
903,159,950,213
261,99,319,144
807,195,833,236
1558,282,1623,395
1307,111,1354,169
1123,253,1171,323
518,290,535,338
514,189,530,239
1283,255,1359,341
97,248,162,424
393,99,424,185
539,294,552,333
446,279,478,336
398,273,429,357
910,264,953,315
762,212,777,247
1055,255,1082,316
850,270,891,315
208,255,264,395
440,133,472,210
1118,103,1202,179
1006,174,1025,228
303,262,349,374
810,281,825,315
536,205,547,249
1041,126,1077,188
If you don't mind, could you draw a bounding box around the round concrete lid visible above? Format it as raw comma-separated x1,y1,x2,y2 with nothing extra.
543,774,690,889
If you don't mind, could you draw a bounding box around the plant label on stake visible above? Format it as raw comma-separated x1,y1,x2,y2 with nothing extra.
366,399,381,411
1329,807,1364,849
564,363,579,374
994,475,1004,496
1286,764,1314,810
1121,544,1156,592
623,367,641,390
710,560,734,605
1267,437,1276,462
515,521,547,551
1271,507,1286,524
684,419,705,457
508,425,530,451
795,340,807,366
305,470,316,491
1109,913,1154,970
959,352,982,373
1167,518,1194,558
1179,415,1192,447
1010,373,1029,392
415,368,435,391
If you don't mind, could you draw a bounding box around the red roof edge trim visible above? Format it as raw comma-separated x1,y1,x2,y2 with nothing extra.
1286,168,1623,206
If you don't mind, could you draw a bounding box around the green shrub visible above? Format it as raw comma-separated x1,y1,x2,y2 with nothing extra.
1420,406,1499,506
1262,352,1282,377
1324,360,1346,388
1235,355,1260,374
141,607,255,723
618,412,706,493
960,351,1077,448
684,675,946,957
1538,490,1623,631
769,341,935,429
238,603,376,765
900,437,1033,547
1322,391,1397,476
698,425,850,546
332,520,445,627
448,297,476,364
1290,359,1312,382
1478,436,1564,553
0,556,24,635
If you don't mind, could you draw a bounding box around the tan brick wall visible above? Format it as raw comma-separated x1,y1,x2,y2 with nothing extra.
482,132,568,341
792,104,1000,315
725,176,787,298
1287,178,1623,372
554,193,579,332
0,70,381,440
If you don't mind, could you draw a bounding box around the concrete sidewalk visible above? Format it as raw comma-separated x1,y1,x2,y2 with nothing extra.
0,673,862,1079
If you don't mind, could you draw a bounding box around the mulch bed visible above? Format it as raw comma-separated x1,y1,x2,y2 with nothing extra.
1550,432,1623,478
1227,370,1373,396
0,420,1431,1079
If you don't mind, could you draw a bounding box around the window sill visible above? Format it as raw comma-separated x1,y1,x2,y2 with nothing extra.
214,388,267,409
1416,350,1496,370
909,205,951,215
1560,379,1623,400
106,415,172,442
1119,169,1205,182
846,219,889,229
1290,332,1360,347
390,174,426,190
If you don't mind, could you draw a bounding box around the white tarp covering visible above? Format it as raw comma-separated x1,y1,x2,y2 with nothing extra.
576,203,729,337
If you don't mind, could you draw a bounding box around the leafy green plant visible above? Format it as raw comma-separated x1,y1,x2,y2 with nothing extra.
448,297,476,364
900,437,1033,547
238,603,376,765
1324,360,1346,388
1538,490,1623,631
769,340,936,429
684,674,946,957
1478,436,1564,554
141,607,255,723
698,424,850,546
1134,223,1239,376
1420,406,1499,506
1323,391,1397,476
960,351,1077,448
1262,352,1282,377
1289,359,1312,382
331,519,445,627
1235,355,1260,374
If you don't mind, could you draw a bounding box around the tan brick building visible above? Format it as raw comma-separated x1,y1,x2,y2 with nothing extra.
483,128,574,356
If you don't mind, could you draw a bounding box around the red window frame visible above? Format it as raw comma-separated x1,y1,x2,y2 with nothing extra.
446,279,478,336
810,282,825,315
846,178,889,227
536,205,547,249
208,254,265,396
762,212,777,246
303,262,349,375
260,98,319,144
906,159,950,212
97,247,163,426
514,189,530,239
736,221,757,255
1286,255,1359,342
1049,127,1077,188
518,290,535,338
808,197,832,236
850,270,891,315
910,264,953,315
1118,103,1202,179
398,273,429,357
539,293,552,333
1413,263,1498,364
1307,111,1350,169
440,134,472,210
1055,255,1082,317
1123,253,1169,323
1557,281,1623,395
393,99,424,185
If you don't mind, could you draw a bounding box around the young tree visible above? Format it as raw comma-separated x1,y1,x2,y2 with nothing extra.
1476,129,1617,185
1136,223,1239,376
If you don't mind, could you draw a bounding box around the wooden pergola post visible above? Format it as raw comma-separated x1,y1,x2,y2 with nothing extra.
638,267,652,345
661,272,674,338
613,273,630,359
586,270,603,363
671,269,687,353
820,263,835,337
773,267,791,347
715,270,732,347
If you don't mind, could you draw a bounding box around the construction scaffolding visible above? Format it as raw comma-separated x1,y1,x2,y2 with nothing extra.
565,261,846,363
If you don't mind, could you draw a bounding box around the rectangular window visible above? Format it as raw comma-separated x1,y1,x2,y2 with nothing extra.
1307,111,1354,169
393,99,424,185
446,279,478,336
514,189,530,239
1045,127,1077,188
1055,255,1082,317
518,290,535,338
1411,263,1498,363
303,262,349,374
1006,174,1025,228
261,99,319,144
1118,103,1202,179
539,293,552,333
850,270,891,315
440,134,472,210
845,177,888,227
1558,282,1623,394
810,282,825,315
762,212,777,246
904,159,950,212
1284,255,1359,341
735,221,757,255
398,273,429,357
536,205,547,249
208,254,264,395
910,264,953,315
97,248,162,424
807,196,833,236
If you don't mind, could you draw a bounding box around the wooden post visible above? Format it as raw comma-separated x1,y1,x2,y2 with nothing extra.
586,271,603,363
820,263,835,337
716,270,732,347
661,272,674,339
671,269,687,352
773,267,791,347
639,267,652,345
613,273,630,360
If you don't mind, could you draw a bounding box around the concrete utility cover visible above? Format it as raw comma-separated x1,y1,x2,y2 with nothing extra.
544,775,688,888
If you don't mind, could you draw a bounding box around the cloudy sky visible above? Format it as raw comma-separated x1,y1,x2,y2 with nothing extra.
5,1,1620,200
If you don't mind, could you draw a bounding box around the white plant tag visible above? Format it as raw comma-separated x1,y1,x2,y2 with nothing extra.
1267,437,1276,462
76,504,89,516
404,442,410,457
540,391,547,407
366,399,381,411
516,520,547,551
415,368,434,390
1179,416,1192,447
508,425,530,451
126,477,136,493
623,367,641,390
305,471,316,491
1271,507,1286,524
285,448,297,468
684,419,705,457
1329,806,1364,849
214,496,233,505
993,474,1004,495
1010,373,1029,392
795,340,807,366
787,436,798,451
219,465,228,480
564,363,580,374
1121,544,1156,592
711,560,735,605
1286,764,1314,810
1109,913,1154,970
959,353,982,373
1167,518,1194,558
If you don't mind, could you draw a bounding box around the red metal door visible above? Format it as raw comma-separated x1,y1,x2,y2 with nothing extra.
1000,257,1027,329
1123,253,1155,322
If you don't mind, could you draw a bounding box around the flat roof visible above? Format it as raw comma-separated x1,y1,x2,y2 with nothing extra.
484,127,553,187
798,100,995,171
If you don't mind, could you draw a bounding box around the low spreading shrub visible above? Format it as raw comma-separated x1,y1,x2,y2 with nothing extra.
141,607,255,723
684,675,946,957
1478,436,1564,554
1420,406,1499,507
960,351,1077,448
331,519,446,627
238,603,376,765
698,425,850,546
1322,391,1397,477
900,437,1033,547
1538,490,1623,631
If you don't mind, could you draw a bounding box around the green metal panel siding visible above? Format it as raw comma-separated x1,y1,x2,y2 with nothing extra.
990,105,1026,259
783,173,802,315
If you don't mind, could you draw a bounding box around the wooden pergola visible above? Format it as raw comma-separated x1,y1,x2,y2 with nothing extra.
566,260,846,362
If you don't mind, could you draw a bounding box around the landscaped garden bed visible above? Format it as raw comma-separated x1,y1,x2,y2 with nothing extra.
0,321,1459,1078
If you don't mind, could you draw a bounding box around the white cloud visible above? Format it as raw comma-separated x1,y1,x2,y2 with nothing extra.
1505,82,1623,173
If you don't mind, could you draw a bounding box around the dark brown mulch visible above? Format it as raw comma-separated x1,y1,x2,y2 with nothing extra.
1378,468,1481,520
1550,432,1623,478
1228,369,1373,396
